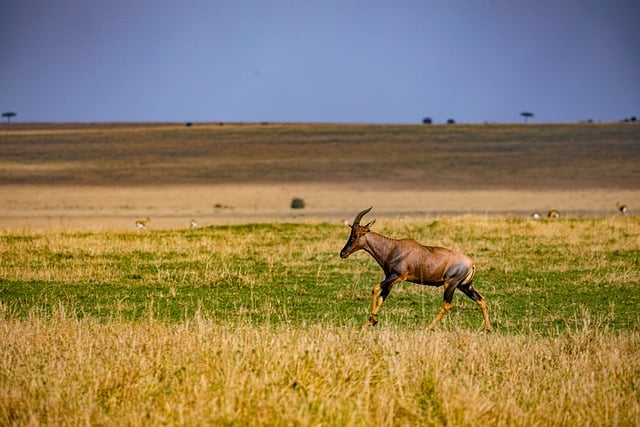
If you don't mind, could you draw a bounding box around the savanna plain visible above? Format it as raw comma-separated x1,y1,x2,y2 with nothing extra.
1,122,639,426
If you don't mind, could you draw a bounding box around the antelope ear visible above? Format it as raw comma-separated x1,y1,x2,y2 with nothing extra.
364,219,376,230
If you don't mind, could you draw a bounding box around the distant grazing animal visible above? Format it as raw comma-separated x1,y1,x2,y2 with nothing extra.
531,212,542,219
340,207,492,331
617,202,629,215
135,217,150,229
547,209,561,218
190,219,199,228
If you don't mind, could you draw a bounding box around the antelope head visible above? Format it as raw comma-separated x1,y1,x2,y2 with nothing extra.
340,207,376,258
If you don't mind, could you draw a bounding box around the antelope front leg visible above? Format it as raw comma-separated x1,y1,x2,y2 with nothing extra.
362,283,382,328
362,277,398,329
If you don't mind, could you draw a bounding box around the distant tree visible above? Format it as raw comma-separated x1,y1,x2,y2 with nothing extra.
2,112,17,123
520,111,534,123
447,118,455,124
631,116,637,122
422,117,432,124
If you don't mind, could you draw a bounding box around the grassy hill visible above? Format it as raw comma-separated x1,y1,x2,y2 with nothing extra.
2,122,638,189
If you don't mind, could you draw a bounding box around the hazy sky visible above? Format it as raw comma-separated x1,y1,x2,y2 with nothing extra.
2,1,638,124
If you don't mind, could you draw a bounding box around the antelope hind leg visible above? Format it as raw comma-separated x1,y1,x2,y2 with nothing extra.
427,280,457,330
476,298,492,332
427,301,452,330
458,283,492,332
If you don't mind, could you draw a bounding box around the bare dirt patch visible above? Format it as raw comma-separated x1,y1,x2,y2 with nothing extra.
1,184,637,230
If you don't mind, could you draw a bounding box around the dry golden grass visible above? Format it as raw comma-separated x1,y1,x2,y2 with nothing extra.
1,307,638,426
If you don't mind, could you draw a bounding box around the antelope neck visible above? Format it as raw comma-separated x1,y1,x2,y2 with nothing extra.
363,232,396,266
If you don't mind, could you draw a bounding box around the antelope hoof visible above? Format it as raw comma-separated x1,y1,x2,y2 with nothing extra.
361,315,378,329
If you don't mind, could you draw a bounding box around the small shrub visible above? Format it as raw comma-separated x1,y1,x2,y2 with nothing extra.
290,198,305,209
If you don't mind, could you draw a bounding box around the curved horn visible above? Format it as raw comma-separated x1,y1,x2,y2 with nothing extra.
352,207,373,226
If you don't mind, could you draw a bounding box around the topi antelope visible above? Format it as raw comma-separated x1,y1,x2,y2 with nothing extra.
617,202,629,215
340,207,492,331
135,217,150,230
547,209,561,218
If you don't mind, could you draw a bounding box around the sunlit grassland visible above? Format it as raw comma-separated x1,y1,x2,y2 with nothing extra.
1,216,639,425
1,216,638,331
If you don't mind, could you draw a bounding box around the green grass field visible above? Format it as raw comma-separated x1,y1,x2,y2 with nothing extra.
2,217,638,332
1,216,639,425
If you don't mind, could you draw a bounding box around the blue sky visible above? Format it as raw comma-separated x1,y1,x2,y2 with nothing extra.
1,1,638,124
